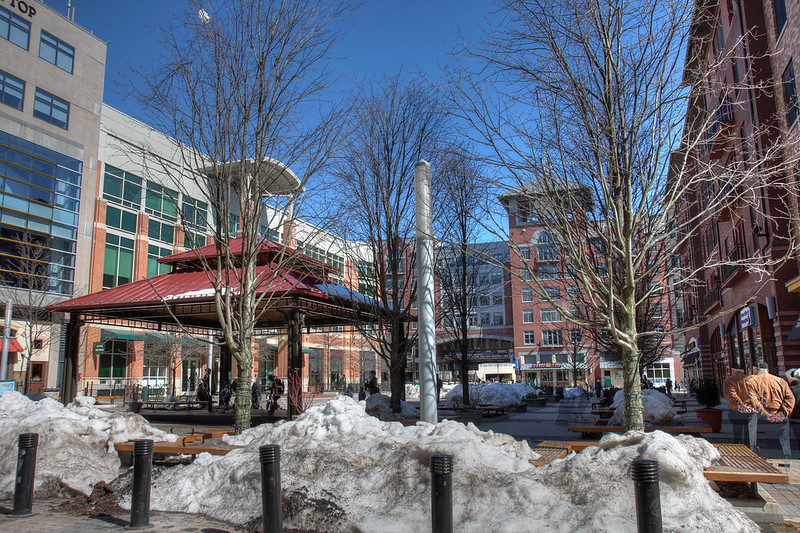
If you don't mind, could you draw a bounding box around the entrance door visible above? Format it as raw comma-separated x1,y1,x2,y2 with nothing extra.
28,362,45,394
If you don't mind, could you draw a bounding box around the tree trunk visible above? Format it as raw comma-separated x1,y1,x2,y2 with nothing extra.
234,367,253,434
389,360,404,412
460,360,470,406
622,348,644,430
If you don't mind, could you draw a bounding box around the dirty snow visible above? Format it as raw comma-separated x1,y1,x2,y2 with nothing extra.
136,395,757,532
443,382,537,407
0,392,175,499
609,389,678,426
363,392,418,420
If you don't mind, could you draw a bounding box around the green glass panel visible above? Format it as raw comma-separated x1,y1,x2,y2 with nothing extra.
147,256,157,278
121,210,137,233
118,249,133,284
163,195,177,219
120,236,134,249
106,205,120,228
103,245,118,279
103,174,122,199
122,180,141,206
162,224,173,244
98,353,111,378
148,219,159,240
111,354,126,378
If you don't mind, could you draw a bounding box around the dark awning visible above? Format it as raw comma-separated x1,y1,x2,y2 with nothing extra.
788,314,800,341
681,351,700,367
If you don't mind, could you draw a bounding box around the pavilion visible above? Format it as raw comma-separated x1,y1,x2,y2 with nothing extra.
47,237,384,417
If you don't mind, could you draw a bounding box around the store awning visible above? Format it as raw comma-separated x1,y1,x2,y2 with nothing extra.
6,338,24,352
100,328,149,341
681,351,700,368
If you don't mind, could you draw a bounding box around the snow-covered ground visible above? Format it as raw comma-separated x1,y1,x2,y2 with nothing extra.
0,392,174,498
0,391,759,532
609,389,678,426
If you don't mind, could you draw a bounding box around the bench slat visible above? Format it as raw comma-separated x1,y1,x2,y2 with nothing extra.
114,441,240,456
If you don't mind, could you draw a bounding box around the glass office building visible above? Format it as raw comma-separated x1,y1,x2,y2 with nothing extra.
0,129,82,295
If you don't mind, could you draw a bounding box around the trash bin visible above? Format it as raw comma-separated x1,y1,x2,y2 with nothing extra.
141,386,149,402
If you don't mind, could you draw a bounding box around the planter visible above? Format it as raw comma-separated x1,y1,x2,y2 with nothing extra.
695,407,723,432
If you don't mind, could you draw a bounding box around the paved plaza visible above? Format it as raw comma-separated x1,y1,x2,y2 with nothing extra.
2,392,800,531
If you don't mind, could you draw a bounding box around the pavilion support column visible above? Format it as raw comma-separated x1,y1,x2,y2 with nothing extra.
61,314,81,404
287,309,304,420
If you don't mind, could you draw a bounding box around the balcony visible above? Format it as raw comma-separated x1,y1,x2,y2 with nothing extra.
721,244,747,287
704,101,735,159
702,282,722,312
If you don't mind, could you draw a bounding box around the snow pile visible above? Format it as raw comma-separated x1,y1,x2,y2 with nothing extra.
363,392,419,420
405,382,458,399
140,396,755,532
444,382,537,407
562,386,587,399
609,389,677,426
0,391,175,498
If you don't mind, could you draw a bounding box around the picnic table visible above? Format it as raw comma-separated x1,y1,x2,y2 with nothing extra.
114,440,241,466
568,415,712,438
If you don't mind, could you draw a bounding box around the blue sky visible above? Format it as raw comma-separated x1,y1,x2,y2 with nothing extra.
42,0,492,123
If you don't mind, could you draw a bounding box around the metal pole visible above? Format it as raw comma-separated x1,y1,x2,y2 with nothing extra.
130,439,154,529
415,160,437,424
260,444,282,533
631,459,662,533
0,300,12,381
430,454,453,533
13,432,39,516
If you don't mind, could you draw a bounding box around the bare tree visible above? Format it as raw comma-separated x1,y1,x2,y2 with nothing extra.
328,74,453,412
0,232,59,393
435,152,495,405
448,0,799,429
132,0,350,433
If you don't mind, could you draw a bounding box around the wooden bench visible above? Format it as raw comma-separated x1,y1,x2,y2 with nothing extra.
477,404,514,417
140,400,209,410
93,395,122,405
568,416,712,438
591,407,686,418
528,441,787,496
169,427,234,444
114,440,241,466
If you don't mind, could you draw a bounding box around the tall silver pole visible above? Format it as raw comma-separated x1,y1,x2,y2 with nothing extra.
0,301,12,381
415,160,437,424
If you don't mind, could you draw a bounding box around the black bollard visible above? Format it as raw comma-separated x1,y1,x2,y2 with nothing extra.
259,444,282,533
130,439,154,529
631,459,662,533
12,432,39,516
430,454,453,533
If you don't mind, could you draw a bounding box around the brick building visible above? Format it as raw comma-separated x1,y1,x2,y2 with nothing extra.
678,0,800,383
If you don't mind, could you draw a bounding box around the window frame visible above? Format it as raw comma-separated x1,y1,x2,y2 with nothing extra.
0,69,24,111
783,60,798,127
32,88,69,130
0,5,30,50
38,30,75,73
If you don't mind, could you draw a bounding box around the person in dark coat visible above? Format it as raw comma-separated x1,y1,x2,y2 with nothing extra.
594,380,603,398
252,377,262,409
366,370,379,395
785,369,800,459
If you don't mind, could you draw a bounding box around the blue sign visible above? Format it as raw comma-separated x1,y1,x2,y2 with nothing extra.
0,380,16,396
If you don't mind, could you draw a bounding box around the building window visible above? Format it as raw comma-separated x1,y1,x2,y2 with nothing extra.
0,69,24,110
147,245,172,278
0,5,29,49
106,205,137,233
103,165,142,208
541,308,562,323
567,285,579,298
570,329,582,344
39,31,74,73
98,340,127,378
537,232,557,261
544,286,561,300
493,312,504,325
479,294,490,306
775,0,788,37
597,263,608,277
33,88,69,129
491,272,503,285
481,312,491,325
524,331,535,345
520,246,531,260
522,288,533,302
493,293,503,305
148,219,174,244
521,268,532,281
650,303,664,318
182,196,208,232
542,329,563,346
538,265,560,280
517,200,534,224
783,60,798,126
145,182,178,221
523,309,534,323
713,21,725,59
103,234,134,288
